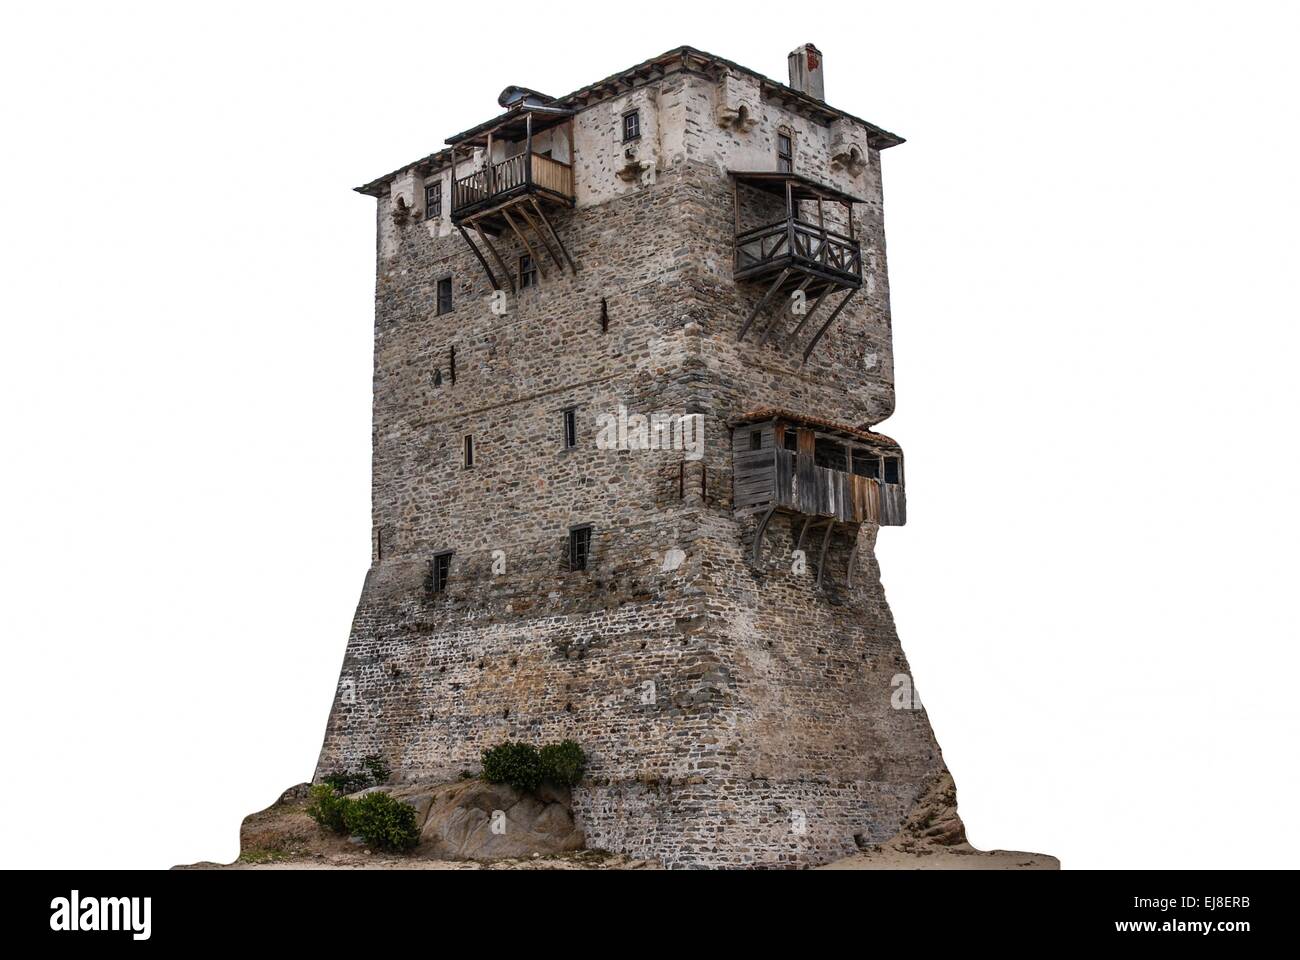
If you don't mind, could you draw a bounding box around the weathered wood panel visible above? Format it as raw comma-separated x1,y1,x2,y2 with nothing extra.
880,483,906,526
742,427,904,525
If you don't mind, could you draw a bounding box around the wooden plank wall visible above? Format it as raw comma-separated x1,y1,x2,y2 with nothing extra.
734,420,907,525
732,421,776,510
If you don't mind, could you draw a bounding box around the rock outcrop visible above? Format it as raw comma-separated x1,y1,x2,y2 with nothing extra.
818,770,1060,870
377,779,585,860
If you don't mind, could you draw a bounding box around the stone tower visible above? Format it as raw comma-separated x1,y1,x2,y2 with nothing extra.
316,44,952,868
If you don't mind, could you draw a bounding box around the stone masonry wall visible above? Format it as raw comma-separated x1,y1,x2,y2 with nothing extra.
316,57,950,867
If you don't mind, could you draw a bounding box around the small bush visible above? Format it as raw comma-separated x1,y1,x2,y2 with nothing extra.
306,784,350,834
361,754,392,785
539,740,587,786
321,753,392,793
322,770,370,794
342,791,420,852
481,741,543,792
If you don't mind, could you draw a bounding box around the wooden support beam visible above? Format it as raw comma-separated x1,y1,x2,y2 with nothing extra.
752,505,776,565
529,197,577,273
501,208,545,281
738,268,790,341
456,224,500,291
758,274,812,346
517,202,564,274
472,221,515,294
795,516,813,553
782,281,835,350
524,113,532,182
801,289,857,364
816,521,834,588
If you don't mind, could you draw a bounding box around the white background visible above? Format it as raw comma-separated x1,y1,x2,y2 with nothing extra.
2,1,1297,870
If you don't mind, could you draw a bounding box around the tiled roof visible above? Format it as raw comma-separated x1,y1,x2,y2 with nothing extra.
730,407,899,447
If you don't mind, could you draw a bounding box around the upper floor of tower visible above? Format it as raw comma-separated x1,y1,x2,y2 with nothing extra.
358,44,902,212
358,46,901,357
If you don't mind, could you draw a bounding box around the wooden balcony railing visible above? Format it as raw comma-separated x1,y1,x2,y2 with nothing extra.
735,218,862,284
772,449,904,525
529,153,574,198
451,152,574,218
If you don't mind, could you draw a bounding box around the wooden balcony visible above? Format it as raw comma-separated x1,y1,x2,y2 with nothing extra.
738,448,905,526
446,100,579,289
735,217,862,289
733,409,904,587
730,171,867,361
450,152,575,222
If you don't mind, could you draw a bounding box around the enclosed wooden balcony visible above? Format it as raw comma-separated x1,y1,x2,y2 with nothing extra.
446,93,578,290
733,409,904,587
731,171,866,361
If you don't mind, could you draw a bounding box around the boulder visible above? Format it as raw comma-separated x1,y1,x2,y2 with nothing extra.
383,779,584,861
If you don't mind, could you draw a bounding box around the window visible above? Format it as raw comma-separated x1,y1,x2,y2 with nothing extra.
814,437,847,471
437,277,453,314
463,434,474,469
568,526,592,571
563,408,577,449
425,181,442,220
852,451,880,479
883,457,902,484
622,110,640,142
777,132,793,173
430,551,452,593
749,430,763,451
782,430,799,452
519,254,537,289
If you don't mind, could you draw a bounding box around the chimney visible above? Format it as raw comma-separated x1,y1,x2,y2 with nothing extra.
787,43,824,100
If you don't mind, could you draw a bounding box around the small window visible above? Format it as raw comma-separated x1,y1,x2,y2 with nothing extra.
622,110,640,142
852,451,880,479
568,526,592,572
782,430,799,452
777,132,793,173
437,277,453,314
814,437,847,471
749,430,762,451
519,254,537,289
425,181,442,220
430,551,452,593
883,457,902,484
463,434,474,469
563,408,577,449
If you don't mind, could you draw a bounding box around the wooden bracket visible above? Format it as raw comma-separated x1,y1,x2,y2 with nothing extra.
738,268,790,341
801,288,857,363
752,505,776,565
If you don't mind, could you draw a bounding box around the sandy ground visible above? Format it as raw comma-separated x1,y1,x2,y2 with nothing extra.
819,845,1059,870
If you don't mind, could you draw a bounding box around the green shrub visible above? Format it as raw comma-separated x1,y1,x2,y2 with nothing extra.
361,754,391,785
322,770,370,794
321,753,392,793
481,740,543,792
539,740,587,786
306,784,350,834
342,791,420,852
